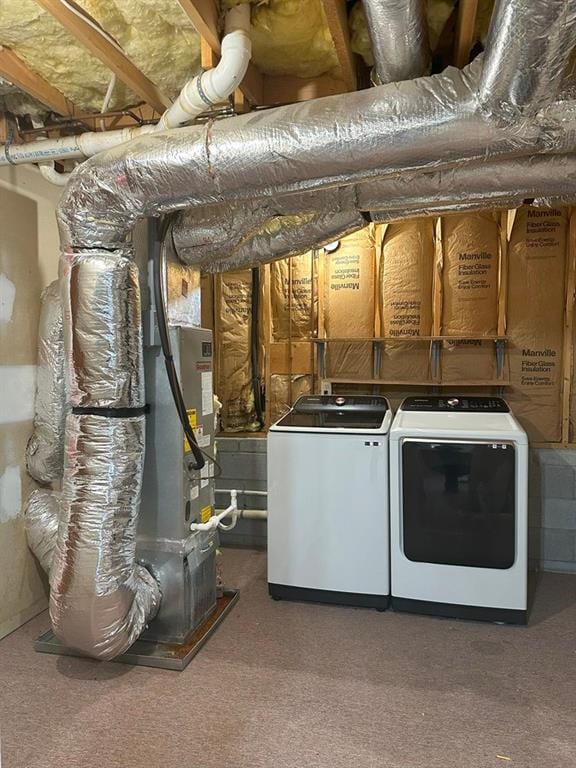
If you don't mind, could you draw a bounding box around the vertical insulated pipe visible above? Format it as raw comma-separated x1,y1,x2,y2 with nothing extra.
362,0,431,83
479,0,576,118
49,250,160,660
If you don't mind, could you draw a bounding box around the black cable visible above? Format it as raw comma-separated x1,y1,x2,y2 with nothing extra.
250,267,265,429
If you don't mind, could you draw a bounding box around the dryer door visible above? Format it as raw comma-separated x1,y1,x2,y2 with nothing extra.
401,440,516,569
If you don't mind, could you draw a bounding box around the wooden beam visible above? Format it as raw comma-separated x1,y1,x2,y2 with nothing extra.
177,0,264,104
0,46,77,116
262,74,349,105
321,0,357,92
454,0,479,68
35,0,170,112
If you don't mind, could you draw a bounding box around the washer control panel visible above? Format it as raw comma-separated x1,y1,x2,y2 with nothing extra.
402,396,509,413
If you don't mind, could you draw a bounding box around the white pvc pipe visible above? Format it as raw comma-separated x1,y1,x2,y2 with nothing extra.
156,5,251,130
0,6,252,167
38,162,72,186
190,489,238,532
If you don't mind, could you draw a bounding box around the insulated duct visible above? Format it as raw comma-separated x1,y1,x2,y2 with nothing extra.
51,0,575,660
26,281,66,484
49,249,160,660
479,0,576,119
24,489,61,574
362,0,431,83
172,153,576,269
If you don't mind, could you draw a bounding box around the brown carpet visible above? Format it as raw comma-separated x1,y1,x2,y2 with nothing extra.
1,549,575,768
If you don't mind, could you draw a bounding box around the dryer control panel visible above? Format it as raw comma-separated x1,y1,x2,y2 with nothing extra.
401,396,509,413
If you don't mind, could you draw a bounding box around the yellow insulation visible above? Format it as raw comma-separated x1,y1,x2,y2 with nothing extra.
0,1,200,112
224,0,339,78
76,1,200,101
0,1,134,110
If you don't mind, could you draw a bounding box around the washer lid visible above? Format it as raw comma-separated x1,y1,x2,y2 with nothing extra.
275,395,389,431
401,396,510,413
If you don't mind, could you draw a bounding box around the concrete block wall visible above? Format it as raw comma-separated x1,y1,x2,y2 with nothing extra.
217,437,576,574
530,449,576,573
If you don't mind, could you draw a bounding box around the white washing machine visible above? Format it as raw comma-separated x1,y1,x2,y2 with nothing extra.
390,396,528,624
268,395,392,609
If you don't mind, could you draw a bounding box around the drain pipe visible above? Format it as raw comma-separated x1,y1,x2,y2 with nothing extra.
0,5,252,167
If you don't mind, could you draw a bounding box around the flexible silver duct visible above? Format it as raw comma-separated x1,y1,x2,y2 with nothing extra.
185,210,366,272
24,489,61,574
172,154,576,268
50,412,159,661
50,0,575,659
362,0,430,83
57,65,576,249
26,281,66,484
50,250,160,659
479,0,576,119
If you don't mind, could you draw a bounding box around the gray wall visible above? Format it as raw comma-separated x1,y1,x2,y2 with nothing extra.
217,437,576,573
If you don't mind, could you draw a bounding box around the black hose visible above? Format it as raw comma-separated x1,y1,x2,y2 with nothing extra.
152,227,206,470
250,267,265,429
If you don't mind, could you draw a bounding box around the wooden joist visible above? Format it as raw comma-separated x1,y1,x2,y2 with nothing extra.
454,0,479,68
35,0,170,113
262,73,349,105
321,0,357,92
177,0,264,104
0,46,77,117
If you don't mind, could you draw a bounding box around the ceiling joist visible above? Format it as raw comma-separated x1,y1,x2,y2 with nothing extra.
177,0,264,105
454,0,479,68
321,0,357,92
0,46,77,117
34,0,171,113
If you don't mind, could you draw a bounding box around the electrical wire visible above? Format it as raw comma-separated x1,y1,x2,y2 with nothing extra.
152,224,221,479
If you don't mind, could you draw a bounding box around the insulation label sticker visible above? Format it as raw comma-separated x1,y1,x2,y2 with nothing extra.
184,409,197,451
200,461,212,489
201,371,213,416
200,505,212,523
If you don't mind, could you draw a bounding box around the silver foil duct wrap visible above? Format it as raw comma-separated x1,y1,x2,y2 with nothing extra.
26,281,66,484
24,489,61,574
58,53,576,249
362,0,430,83
61,248,144,408
480,0,576,119
50,413,160,660
357,153,576,212
199,211,365,272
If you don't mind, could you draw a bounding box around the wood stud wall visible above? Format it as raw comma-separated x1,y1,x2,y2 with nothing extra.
203,209,576,448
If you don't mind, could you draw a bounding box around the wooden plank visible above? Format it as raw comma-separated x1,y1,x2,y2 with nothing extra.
269,341,314,375
35,0,170,112
263,73,349,104
321,0,357,92
497,210,509,338
454,0,479,68
177,0,264,104
561,210,576,443
0,47,76,116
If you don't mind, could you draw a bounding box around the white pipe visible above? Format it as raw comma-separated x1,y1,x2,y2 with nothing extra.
156,5,251,130
0,6,252,167
38,162,72,186
190,489,238,532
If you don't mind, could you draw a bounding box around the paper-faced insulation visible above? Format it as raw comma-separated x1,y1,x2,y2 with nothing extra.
507,207,568,442
215,270,261,432
378,219,434,382
269,252,316,341
323,228,376,380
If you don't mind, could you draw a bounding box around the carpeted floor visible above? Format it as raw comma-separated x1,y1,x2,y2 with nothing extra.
1,548,575,768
